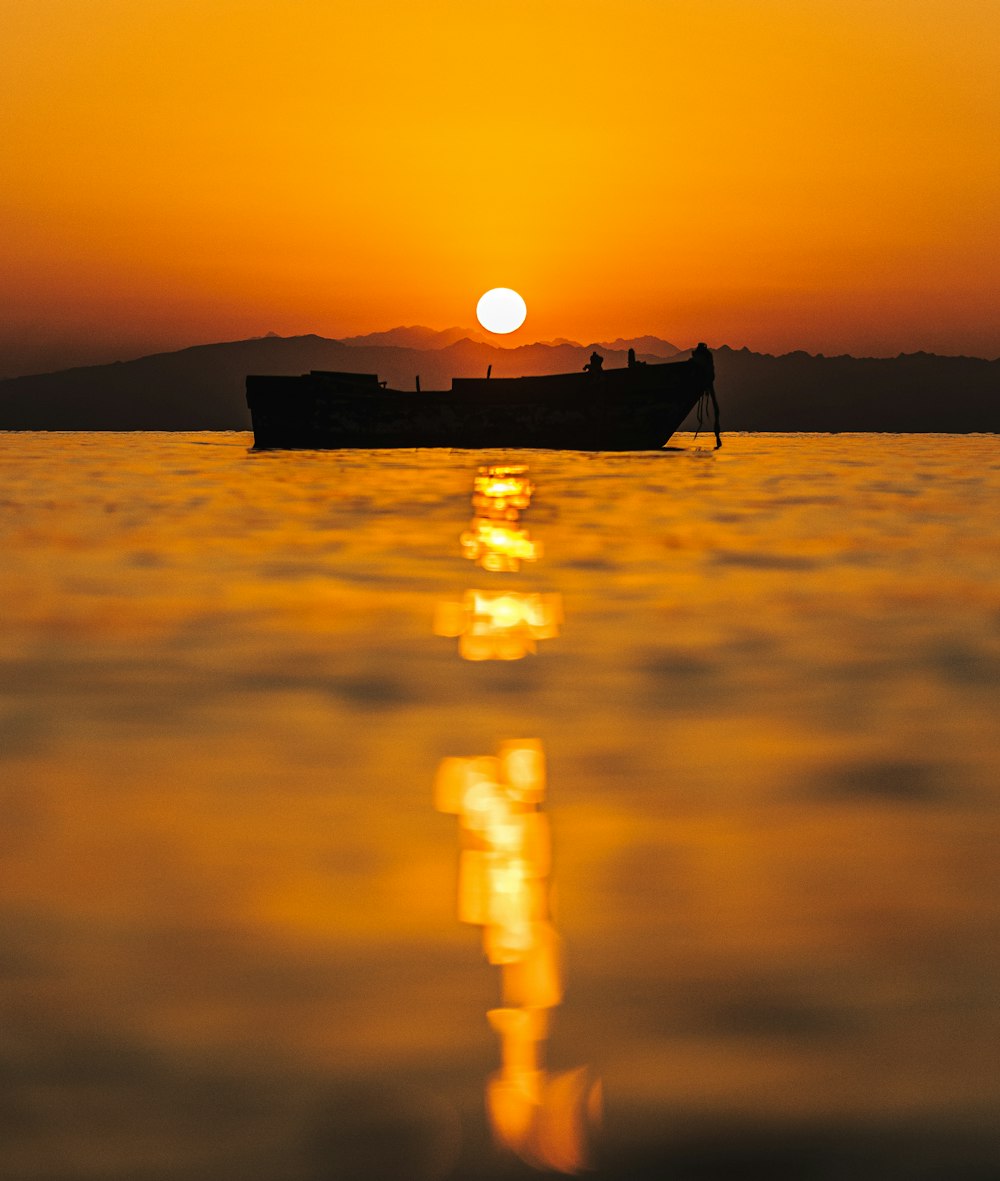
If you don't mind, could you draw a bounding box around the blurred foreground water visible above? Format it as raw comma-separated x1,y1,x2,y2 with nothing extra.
1,432,998,1180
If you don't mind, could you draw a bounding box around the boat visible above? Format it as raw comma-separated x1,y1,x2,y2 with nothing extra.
245,344,720,450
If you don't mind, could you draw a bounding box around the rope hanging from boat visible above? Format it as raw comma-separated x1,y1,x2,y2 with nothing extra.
693,384,723,449
688,343,721,449
708,382,722,449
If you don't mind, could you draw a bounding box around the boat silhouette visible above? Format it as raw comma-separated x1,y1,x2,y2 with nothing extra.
246,344,720,450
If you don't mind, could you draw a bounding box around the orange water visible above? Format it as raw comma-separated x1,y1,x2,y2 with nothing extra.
2,432,998,1179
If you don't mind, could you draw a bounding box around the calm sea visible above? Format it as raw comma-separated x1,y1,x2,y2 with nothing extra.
2,431,998,1180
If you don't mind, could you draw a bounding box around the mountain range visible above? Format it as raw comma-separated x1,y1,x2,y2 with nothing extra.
0,329,996,433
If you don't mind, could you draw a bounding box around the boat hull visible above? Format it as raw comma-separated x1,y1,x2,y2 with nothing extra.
246,354,715,450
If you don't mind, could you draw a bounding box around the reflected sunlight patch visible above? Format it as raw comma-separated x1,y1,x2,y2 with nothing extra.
472,467,535,519
434,741,601,1173
434,591,563,661
461,519,541,572
461,465,540,571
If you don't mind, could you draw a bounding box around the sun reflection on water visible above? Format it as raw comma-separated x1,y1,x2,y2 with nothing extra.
434,464,600,1172
461,464,541,571
434,740,601,1173
472,466,535,516
460,519,541,572
434,590,563,661
438,464,562,661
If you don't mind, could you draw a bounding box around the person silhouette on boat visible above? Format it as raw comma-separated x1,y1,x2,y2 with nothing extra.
583,351,604,373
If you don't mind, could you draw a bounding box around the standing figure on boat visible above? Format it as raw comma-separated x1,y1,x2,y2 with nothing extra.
583,351,604,373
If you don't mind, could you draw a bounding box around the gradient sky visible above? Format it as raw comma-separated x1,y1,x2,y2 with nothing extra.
2,0,998,375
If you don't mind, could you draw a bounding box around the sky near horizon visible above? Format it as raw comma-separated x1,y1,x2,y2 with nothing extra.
2,0,998,376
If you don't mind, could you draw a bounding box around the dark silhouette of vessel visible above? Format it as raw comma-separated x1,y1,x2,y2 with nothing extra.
246,345,720,450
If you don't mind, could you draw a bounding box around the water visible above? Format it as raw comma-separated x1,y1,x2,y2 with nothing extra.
1,431,998,1180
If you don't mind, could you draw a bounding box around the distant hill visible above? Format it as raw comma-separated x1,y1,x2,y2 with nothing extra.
339,325,484,349
338,327,684,355
534,335,682,355
597,335,682,356
0,333,996,432
708,347,999,432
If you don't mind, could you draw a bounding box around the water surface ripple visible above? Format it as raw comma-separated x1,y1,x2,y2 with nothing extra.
1,431,998,1179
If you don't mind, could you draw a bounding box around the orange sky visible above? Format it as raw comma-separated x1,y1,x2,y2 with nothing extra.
2,0,998,375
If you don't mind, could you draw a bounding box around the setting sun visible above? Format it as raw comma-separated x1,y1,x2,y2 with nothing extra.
476,289,527,336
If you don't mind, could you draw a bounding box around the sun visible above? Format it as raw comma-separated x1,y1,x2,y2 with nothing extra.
476,288,527,335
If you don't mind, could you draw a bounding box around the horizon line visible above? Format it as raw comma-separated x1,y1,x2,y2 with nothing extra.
3,329,998,383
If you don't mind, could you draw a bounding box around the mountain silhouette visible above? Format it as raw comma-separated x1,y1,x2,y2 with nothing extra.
709,346,999,431
0,333,996,432
339,325,486,349
597,335,682,355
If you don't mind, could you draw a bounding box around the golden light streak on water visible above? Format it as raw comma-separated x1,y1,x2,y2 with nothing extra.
434,465,600,1171
440,465,557,657
472,466,535,519
460,464,540,570
460,519,541,572
433,590,563,661
434,741,600,1172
